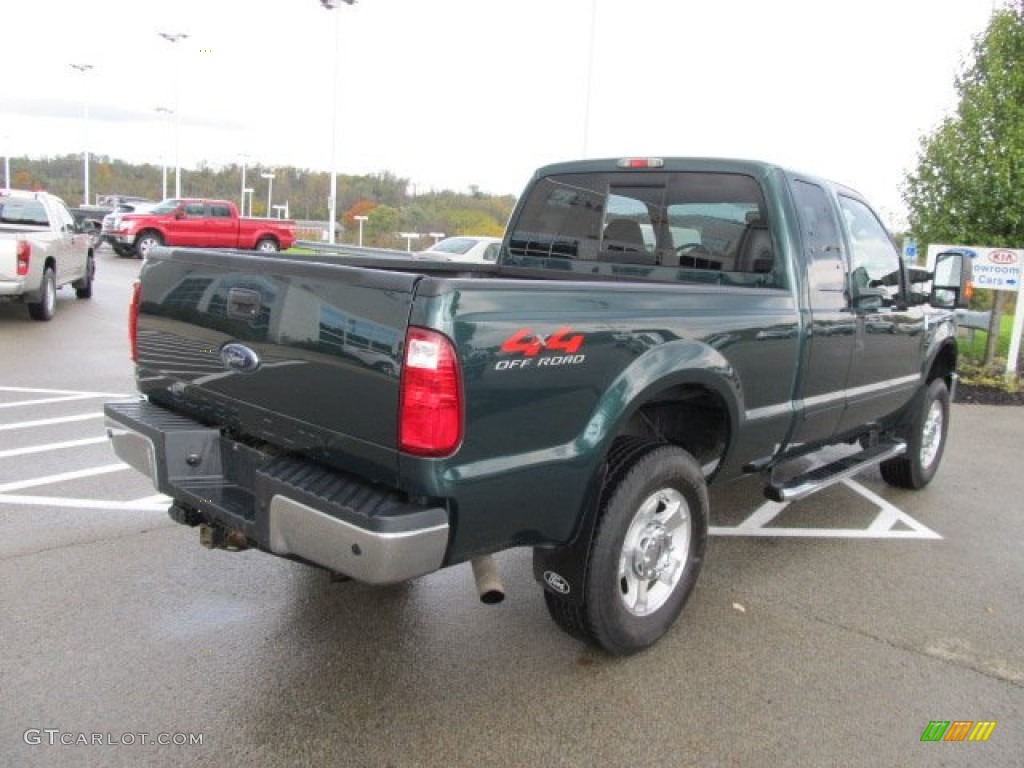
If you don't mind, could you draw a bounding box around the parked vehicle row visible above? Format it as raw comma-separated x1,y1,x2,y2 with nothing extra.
0,189,95,321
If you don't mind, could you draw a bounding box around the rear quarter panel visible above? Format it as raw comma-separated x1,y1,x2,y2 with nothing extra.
403,277,801,559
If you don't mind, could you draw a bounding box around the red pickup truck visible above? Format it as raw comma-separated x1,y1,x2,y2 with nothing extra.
104,198,296,258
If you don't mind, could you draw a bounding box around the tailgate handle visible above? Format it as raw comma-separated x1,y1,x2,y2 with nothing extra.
227,288,262,319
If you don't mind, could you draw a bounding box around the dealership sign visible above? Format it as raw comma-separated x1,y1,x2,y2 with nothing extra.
926,244,1022,291
926,243,1024,377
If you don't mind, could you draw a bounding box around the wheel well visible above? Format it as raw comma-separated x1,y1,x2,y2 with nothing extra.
257,235,278,246
135,228,162,242
929,340,957,390
617,383,730,476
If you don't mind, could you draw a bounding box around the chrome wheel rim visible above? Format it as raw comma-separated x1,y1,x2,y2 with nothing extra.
258,240,276,252
617,487,691,616
920,398,944,469
139,237,157,257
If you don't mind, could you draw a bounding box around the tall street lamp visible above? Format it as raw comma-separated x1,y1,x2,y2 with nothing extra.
321,0,356,244
261,172,275,218
158,31,189,197
155,107,173,199
239,154,250,214
243,187,254,217
69,63,94,205
2,133,10,192
354,214,368,246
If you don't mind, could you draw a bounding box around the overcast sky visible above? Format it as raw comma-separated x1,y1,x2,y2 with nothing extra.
1,0,999,225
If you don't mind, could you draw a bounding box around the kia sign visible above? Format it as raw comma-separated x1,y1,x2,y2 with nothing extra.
926,244,1022,291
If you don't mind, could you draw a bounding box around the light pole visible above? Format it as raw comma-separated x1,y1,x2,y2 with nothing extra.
69,63,94,204
354,214,368,246
243,187,254,217
261,172,275,218
155,107,173,199
239,154,250,214
158,32,189,197
321,0,356,244
2,133,10,192
398,232,420,252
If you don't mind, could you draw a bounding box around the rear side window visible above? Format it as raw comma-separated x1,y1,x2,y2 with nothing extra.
210,204,232,218
505,171,782,288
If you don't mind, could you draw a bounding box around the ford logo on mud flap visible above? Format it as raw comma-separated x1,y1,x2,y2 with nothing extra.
543,570,571,595
220,342,260,373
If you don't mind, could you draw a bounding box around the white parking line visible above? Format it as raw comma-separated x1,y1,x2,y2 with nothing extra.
0,463,129,493
0,385,130,398
709,479,942,540
0,436,109,459
0,413,105,431
0,494,169,511
0,394,102,409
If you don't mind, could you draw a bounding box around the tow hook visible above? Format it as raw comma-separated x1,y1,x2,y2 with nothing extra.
199,523,249,552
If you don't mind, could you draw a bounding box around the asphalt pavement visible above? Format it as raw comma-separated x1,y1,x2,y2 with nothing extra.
1,248,1021,767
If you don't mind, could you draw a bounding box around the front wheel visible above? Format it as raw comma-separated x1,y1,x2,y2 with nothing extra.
28,266,57,321
135,231,163,259
546,442,709,655
880,378,950,489
74,254,95,299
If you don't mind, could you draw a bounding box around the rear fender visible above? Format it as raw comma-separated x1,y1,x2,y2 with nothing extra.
534,340,740,603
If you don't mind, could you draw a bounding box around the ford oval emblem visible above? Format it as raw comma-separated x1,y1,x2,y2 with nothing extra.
543,570,571,595
220,342,260,373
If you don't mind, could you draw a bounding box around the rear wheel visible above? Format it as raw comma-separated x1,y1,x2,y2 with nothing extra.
544,441,708,655
880,378,949,489
255,237,279,253
135,231,163,259
28,267,57,321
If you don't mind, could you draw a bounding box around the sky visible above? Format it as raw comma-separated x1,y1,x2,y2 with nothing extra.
0,0,1001,226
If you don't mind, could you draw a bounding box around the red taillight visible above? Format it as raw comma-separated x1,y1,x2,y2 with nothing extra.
399,327,462,456
616,157,665,169
128,280,141,362
16,240,30,276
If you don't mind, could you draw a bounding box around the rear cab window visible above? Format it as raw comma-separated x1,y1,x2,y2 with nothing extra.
505,171,785,288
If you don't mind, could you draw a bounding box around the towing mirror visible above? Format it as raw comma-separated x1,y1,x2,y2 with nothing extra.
931,250,974,309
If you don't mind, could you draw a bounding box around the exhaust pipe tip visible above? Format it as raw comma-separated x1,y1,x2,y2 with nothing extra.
471,556,505,604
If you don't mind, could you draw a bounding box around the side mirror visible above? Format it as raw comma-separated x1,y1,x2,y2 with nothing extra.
931,250,974,309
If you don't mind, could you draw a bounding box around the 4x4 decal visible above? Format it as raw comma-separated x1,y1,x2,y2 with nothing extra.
496,327,586,370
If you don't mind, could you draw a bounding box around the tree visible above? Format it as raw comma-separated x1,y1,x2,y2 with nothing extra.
903,1,1024,367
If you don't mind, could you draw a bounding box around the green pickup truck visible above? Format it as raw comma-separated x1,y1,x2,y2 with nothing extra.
105,157,971,655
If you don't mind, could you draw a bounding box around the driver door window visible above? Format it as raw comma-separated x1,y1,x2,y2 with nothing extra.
837,195,903,308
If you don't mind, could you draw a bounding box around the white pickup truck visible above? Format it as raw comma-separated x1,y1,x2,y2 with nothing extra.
0,189,95,321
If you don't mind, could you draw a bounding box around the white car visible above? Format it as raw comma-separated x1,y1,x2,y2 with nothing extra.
416,236,502,263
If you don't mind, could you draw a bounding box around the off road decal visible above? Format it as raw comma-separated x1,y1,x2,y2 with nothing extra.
495,326,586,370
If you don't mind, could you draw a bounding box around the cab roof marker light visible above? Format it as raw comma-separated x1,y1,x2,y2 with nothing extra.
617,158,665,169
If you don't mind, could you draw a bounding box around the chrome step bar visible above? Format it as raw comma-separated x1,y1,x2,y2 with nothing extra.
765,440,907,503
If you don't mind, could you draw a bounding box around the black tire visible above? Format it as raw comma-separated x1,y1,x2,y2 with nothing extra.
113,244,134,258
135,231,163,259
28,266,57,321
546,441,709,655
880,378,950,490
255,237,279,253
74,254,95,299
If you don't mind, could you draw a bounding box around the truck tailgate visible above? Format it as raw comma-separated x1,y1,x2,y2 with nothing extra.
134,248,419,483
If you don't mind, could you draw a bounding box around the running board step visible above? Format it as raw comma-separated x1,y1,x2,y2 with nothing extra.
765,440,907,503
